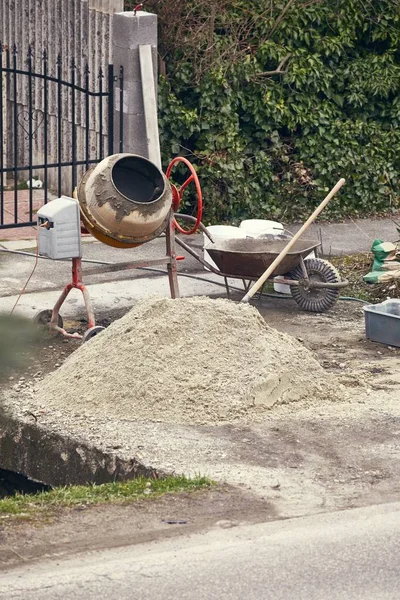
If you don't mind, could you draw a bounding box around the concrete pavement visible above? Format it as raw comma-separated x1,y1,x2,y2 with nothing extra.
0,234,208,296
289,215,399,255
0,234,230,318
2,501,400,599
1,214,398,256
0,214,398,314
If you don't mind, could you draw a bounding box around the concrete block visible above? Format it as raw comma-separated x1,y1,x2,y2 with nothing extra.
112,45,142,82
115,80,145,115
0,412,153,488
113,11,157,50
112,10,160,160
140,44,161,168
115,113,148,158
113,45,158,89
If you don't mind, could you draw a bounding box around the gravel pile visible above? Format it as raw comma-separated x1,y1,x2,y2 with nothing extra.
34,297,339,425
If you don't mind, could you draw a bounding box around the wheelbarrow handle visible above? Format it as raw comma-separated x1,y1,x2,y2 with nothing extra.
241,178,346,303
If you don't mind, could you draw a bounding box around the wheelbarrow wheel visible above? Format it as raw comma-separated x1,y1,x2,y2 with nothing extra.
289,258,341,313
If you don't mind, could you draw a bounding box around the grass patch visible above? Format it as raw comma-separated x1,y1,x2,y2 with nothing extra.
0,475,213,521
331,253,400,304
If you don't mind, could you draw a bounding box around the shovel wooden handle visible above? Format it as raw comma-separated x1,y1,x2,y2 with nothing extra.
241,178,346,303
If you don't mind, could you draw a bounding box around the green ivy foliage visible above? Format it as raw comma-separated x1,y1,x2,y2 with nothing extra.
128,0,400,223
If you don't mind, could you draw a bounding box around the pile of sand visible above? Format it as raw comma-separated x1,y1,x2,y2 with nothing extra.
35,297,339,425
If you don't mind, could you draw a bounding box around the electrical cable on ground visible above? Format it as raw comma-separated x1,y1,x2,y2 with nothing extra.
2,245,371,307
135,267,369,304
9,223,49,315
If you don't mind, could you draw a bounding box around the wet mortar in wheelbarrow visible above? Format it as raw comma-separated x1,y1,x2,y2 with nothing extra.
205,237,349,312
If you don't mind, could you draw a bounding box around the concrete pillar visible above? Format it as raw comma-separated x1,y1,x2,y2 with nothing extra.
112,11,161,167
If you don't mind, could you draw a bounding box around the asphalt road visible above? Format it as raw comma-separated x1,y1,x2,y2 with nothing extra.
2,503,400,599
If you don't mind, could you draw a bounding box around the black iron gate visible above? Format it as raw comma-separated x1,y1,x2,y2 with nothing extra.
0,43,124,229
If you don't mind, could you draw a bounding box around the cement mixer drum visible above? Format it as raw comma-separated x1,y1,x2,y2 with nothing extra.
78,154,173,248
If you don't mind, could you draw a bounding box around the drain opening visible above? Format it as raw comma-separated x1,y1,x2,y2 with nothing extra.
0,468,51,498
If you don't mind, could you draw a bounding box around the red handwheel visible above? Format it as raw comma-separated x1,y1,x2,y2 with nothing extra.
166,156,203,235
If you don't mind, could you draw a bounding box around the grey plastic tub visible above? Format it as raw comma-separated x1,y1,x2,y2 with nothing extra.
363,299,400,348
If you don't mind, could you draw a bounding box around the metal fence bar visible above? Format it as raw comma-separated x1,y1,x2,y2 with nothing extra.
27,45,33,221
57,54,62,197
0,42,4,225
1,158,105,172
119,65,123,153
71,59,77,192
85,63,90,170
4,47,10,222
107,63,114,156
0,67,112,96
43,50,49,204
0,220,37,229
98,67,104,160
12,45,18,224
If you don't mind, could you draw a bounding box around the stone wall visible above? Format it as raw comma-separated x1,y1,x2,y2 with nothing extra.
0,0,124,69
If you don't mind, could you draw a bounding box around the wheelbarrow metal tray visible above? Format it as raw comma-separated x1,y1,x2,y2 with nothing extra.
206,238,320,278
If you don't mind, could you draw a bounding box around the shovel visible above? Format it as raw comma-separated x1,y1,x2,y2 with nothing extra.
241,178,346,303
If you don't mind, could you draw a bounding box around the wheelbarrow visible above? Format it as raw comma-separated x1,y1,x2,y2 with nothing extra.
207,237,348,312
175,220,348,312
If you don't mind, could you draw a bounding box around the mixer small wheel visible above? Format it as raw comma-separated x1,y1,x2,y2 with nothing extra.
82,326,105,343
289,258,341,313
166,156,203,235
33,310,63,330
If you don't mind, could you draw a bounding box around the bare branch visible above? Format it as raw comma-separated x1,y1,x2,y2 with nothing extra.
253,54,291,79
208,5,216,51
269,0,297,37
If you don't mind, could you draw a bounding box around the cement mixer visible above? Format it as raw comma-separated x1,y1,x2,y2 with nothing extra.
77,153,203,247
34,153,203,341
79,154,173,248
